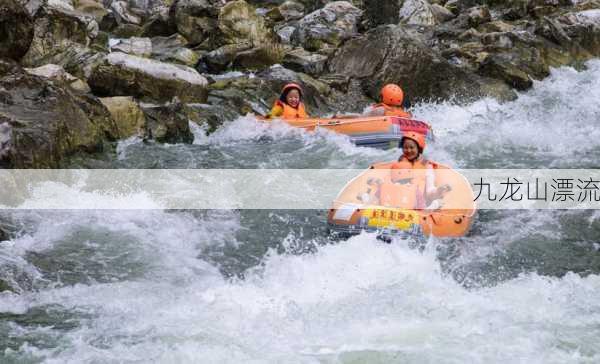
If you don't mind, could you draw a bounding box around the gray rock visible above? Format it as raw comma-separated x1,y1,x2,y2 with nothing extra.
171,0,220,46
140,101,194,143
279,0,305,20
24,64,91,93
21,2,99,68
218,0,273,46
88,52,208,103
99,96,146,138
0,69,119,168
109,37,153,57
399,0,438,26
151,34,200,66
329,24,516,102
282,47,328,75
293,1,362,51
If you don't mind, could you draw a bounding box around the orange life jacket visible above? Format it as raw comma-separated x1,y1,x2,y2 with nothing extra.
382,157,436,209
372,103,411,118
379,182,419,209
274,100,308,119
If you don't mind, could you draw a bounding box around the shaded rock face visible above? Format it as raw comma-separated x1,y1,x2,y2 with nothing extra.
363,0,402,27
0,0,35,62
292,1,362,51
140,101,194,143
88,52,208,103
0,69,118,168
328,25,516,102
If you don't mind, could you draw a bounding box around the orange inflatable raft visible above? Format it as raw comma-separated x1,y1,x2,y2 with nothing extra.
327,161,476,238
262,116,433,148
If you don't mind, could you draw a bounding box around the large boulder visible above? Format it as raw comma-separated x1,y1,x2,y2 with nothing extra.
282,47,328,75
88,52,208,103
140,101,194,143
199,0,283,72
109,37,153,57
558,9,600,56
21,2,99,68
292,1,362,51
99,96,146,138
328,24,516,102
171,0,220,46
0,0,35,61
0,68,119,168
218,0,273,45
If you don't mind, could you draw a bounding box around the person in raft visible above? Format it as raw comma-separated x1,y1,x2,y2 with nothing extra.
334,83,411,119
364,83,412,118
266,83,309,119
358,132,450,210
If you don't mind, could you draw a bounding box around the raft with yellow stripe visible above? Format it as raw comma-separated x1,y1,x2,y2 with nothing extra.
327,161,476,238
262,116,433,148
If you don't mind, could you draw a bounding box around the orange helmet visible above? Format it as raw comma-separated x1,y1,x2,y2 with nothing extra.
401,132,426,151
381,84,404,106
281,83,303,97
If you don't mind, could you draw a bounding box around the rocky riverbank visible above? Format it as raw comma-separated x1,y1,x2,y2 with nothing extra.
1,0,599,167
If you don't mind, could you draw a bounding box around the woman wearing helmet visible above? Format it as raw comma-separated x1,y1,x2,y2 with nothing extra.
366,83,412,118
393,132,450,208
267,83,309,119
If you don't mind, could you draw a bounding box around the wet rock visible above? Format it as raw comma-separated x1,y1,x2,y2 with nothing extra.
0,70,119,168
293,1,362,51
0,0,35,62
477,54,533,90
21,2,99,69
151,34,200,66
329,24,516,102
88,52,208,103
109,37,153,57
559,9,600,56
171,0,220,46
140,100,194,143
282,48,328,75
24,64,91,94
99,96,146,138
183,103,239,134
